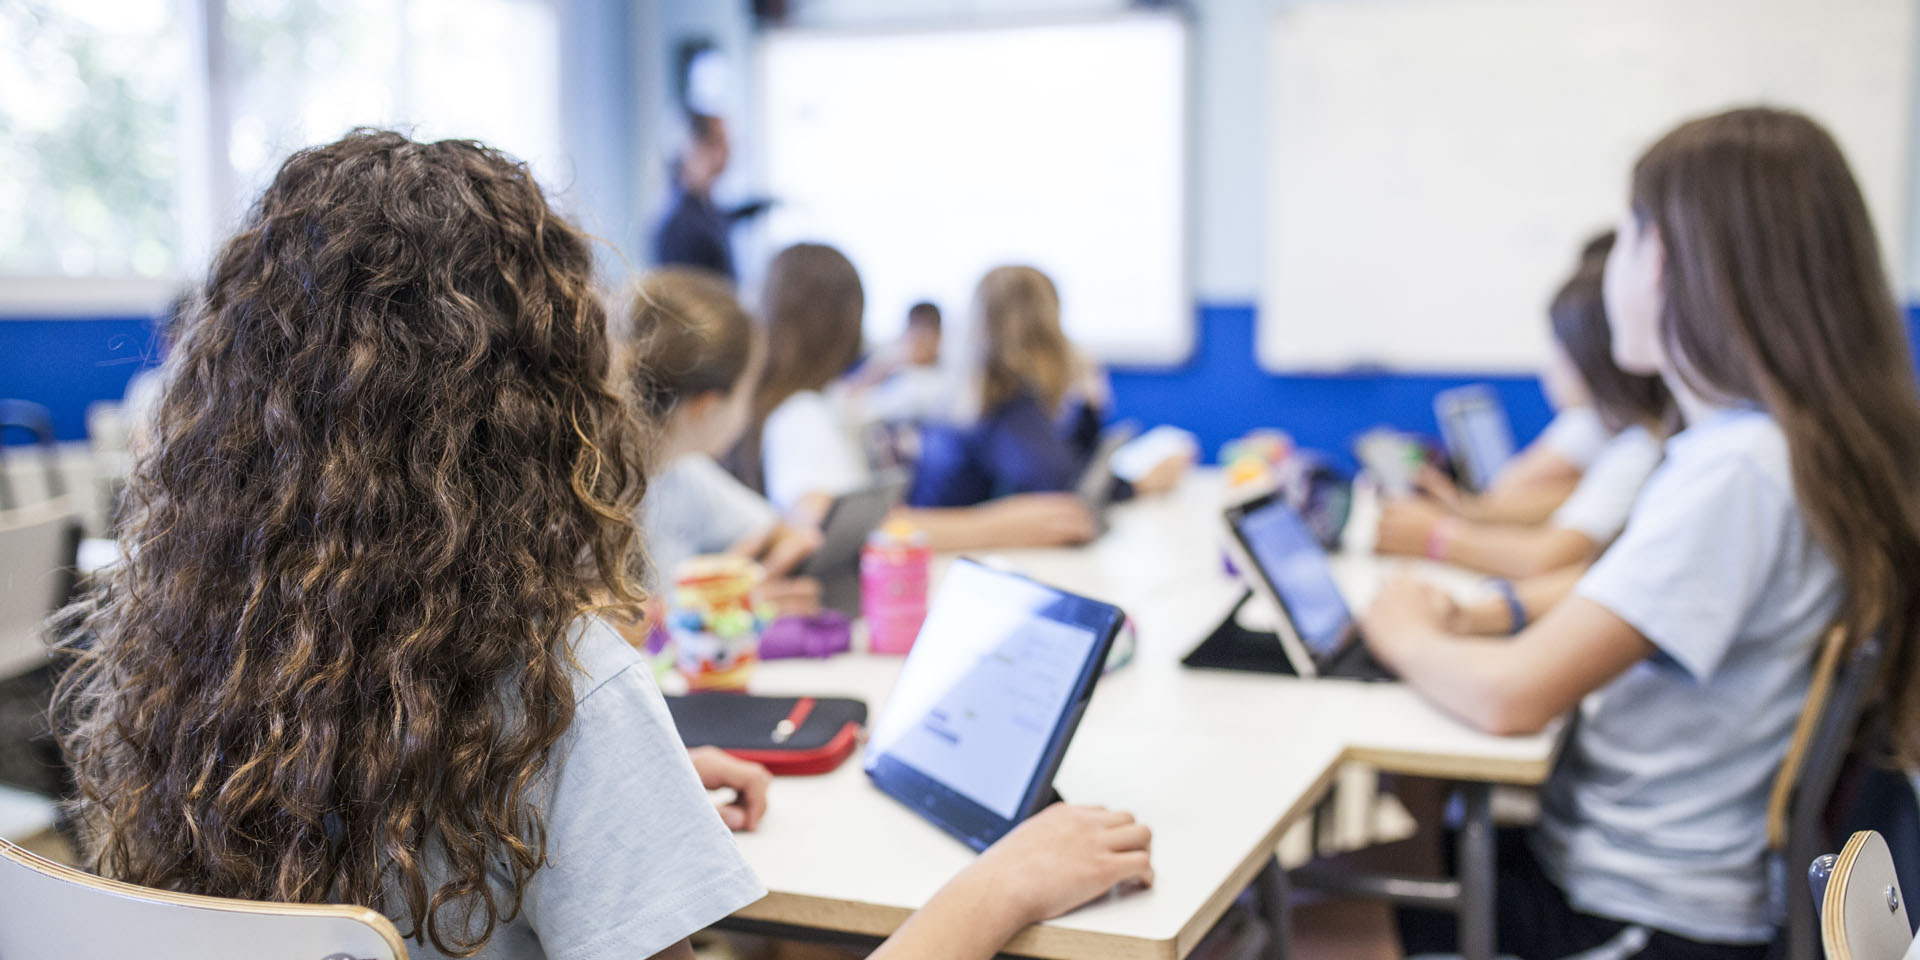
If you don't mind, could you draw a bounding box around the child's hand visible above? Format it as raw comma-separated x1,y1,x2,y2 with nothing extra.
730,522,823,579
1361,574,1454,664
761,576,823,617
1413,466,1467,513
965,804,1154,927
1374,498,1445,557
687,746,772,832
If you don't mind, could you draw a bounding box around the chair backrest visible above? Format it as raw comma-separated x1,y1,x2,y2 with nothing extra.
0,497,83,680
0,837,407,960
0,399,68,511
1820,830,1914,960
1772,629,1887,960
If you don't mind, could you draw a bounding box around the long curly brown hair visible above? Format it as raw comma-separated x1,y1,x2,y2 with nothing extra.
52,130,647,956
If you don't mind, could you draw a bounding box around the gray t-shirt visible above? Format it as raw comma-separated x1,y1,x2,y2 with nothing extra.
404,618,765,960
643,452,779,587
1537,409,1839,944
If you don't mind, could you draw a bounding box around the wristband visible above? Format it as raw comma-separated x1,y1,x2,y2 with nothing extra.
1488,578,1526,635
1424,517,1461,561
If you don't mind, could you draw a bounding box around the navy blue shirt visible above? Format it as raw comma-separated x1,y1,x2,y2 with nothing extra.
908,393,1090,508
654,190,735,281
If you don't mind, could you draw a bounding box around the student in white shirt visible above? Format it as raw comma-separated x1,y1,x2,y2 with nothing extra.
1357,108,1920,959
729,243,1100,549
622,268,823,613
52,131,1153,960
1413,234,1638,526
1376,232,1674,593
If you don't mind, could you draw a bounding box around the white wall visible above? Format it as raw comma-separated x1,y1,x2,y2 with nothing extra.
652,0,1920,307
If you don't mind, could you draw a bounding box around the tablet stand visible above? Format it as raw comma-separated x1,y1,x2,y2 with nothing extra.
1180,589,1299,675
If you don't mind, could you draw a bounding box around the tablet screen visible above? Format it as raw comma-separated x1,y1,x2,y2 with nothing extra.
867,560,1116,828
1233,498,1354,657
1457,403,1514,488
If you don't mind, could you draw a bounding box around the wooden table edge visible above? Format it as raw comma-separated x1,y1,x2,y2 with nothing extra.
725,756,1348,960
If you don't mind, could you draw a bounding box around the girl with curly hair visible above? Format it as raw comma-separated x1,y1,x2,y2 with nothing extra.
53,130,1151,960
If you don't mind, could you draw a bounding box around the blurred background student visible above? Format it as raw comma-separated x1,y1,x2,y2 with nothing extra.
623,267,823,615
1375,233,1674,596
909,265,1187,509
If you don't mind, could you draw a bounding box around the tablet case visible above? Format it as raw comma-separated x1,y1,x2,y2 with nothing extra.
1180,590,1299,675
666,693,868,776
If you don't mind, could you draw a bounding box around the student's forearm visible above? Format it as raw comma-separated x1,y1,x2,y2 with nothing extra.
1453,563,1590,635
899,506,997,552
1375,628,1549,734
1516,564,1587,617
1459,475,1579,525
1441,526,1596,580
1371,598,1654,736
869,867,1034,960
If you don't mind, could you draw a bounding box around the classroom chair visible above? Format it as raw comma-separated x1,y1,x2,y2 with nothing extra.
1770,630,1887,960
0,495,84,805
0,399,69,511
0,836,408,960
1811,830,1917,960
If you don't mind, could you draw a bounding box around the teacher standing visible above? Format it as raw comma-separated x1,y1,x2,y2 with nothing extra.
653,114,769,284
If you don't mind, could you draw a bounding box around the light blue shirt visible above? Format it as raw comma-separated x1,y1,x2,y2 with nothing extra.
406,618,765,960
644,452,780,587
1537,409,1839,944
1549,425,1663,545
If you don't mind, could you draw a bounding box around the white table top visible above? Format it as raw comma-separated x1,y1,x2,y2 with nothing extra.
725,473,1562,959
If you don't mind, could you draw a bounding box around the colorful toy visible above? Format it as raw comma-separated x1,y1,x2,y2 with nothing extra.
670,555,775,691
1220,430,1295,490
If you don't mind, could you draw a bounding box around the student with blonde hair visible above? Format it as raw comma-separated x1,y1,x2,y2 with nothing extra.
909,264,1184,509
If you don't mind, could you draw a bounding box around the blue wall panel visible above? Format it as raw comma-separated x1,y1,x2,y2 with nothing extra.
1108,304,1553,471
1,315,161,443
10,304,1920,466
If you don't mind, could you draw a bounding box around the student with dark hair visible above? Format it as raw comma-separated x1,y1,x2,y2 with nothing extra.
53,130,1153,960
1376,233,1675,597
1360,107,1920,959
1412,238,1635,525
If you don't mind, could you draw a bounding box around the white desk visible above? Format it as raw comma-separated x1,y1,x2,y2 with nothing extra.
720,475,1560,959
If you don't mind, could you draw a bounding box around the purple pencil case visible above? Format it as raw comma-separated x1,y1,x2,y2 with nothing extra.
758,610,853,660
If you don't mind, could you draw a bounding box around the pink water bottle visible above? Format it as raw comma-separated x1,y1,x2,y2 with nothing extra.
862,521,930,655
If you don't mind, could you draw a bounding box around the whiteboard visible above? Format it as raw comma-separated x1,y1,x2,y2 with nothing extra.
1261,0,1915,373
756,15,1190,364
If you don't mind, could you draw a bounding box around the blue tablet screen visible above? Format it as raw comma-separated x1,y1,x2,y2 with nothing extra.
1235,498,1354,657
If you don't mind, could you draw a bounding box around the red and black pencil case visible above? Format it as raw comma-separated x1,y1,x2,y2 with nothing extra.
665,694,868,776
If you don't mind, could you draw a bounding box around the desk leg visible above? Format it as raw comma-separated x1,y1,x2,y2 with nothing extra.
1255,855,1292,960
1456,783,1495,960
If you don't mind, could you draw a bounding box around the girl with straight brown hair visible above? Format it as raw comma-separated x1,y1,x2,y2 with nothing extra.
52,131,1151,960
1355,107,1920,959
731,243,1105,549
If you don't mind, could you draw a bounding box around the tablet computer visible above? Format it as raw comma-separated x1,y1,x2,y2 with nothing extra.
1219,491,1394,682
1077,423,1139,535
798,477,908,613
1434,385,1516,493
865,558,1126,851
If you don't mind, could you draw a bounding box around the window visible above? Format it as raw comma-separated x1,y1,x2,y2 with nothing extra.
0,1,188,277
0,0,561,286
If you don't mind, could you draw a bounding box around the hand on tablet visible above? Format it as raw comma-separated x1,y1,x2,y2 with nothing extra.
972,803,1154,926
687,746,771,832
730,521,823,580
